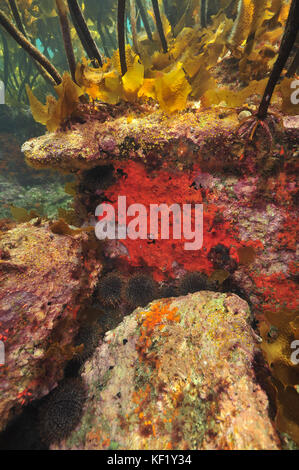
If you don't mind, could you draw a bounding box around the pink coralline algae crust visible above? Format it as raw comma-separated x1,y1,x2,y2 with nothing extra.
0,220,102,431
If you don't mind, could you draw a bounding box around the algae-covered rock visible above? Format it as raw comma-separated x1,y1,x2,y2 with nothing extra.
0,220,102,432
21,107,298,173
56,292,280,450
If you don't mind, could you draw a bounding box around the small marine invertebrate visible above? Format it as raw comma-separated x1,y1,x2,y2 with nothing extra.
160,283,179,299
98,272,124,307
179,271,208,295
38,379,86,444
208,244,237,273
74,324,102,363
125,273,158,308
79,165,115,194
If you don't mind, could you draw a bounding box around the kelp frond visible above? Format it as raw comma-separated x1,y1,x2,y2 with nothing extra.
26,72,83,131
67,0,103,67
55,0,76,82
151,0,168,53
0,9,61,85
117,0,127,76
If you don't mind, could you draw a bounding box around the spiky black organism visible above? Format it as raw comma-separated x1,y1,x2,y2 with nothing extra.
208,243,230,267
160,283,179,299
179,272,208,295
208,244,237,273
125,273,158,308
65,324,102,378
74,324,102,362
0,405,47,450
98,272,124,307
38,379,86,445
221,277,251,308
79,165,115,195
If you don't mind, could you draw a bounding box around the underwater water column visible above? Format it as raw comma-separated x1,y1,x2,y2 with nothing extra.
8,0,26,36
0,10,62,85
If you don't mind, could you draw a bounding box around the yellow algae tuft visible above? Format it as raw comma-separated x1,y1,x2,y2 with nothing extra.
10,206,39,223
26,72,83,132
228,0,255,48
99,70,123,105
75,58,104,95
23,1,292,124
202,78,268,108
260,308,299,445
155,63,192,114
76,59,122,104
122,58,145,101
138,78,157,101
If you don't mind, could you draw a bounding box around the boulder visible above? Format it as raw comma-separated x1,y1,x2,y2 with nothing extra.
0,220,101,431
55,292,280,450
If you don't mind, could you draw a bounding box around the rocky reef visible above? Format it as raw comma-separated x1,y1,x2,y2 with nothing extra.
16,103,299,448
52,292,280,450
0,0,298,450
0,219,101,432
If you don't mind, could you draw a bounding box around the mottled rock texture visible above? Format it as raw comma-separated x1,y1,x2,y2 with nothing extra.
0,220,101,431
20,108,298,445
21,107,297,173
55,292,280,450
